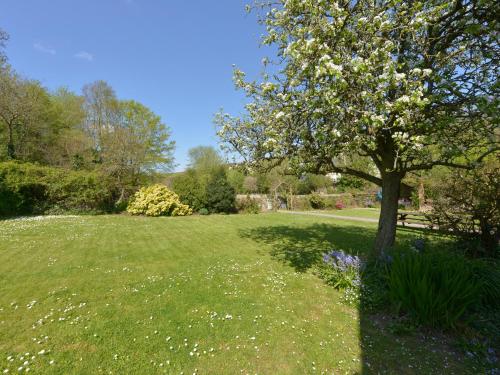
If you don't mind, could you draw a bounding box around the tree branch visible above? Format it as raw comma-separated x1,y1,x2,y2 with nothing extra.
407,147,500,172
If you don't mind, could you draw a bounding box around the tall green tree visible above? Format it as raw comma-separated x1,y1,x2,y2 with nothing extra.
49,87,91,169
226,167,246,193
101,99,175,200
217,0,499,255
187,145,224,174
82,81,175,200
0,67,58,162
185,145,225,191
82,80,119,156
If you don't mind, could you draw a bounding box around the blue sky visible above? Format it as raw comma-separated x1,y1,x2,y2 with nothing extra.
1,0,270,171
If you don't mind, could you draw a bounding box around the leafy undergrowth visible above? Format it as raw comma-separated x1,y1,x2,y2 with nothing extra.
0,214,488,374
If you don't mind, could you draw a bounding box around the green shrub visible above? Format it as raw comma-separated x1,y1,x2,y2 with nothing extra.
205,169,236,214
47,171,115,214
292,196,311,210
0,161,114,216
113,199,129,213
237,195,261,214
471,259,500,310
335,175,366,191
171,170,207,211
0,180,22,215
0,163,49,215
127,184,192,217
343,195,355,207
198,208,209,215
387,250,480,329
309,193,326,209
360,259,391,311
172,168,239,214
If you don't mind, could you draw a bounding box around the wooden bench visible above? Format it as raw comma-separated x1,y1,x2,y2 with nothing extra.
397,211,435,229
397,211,479,232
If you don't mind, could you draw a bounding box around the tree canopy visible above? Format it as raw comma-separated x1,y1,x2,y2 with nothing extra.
187,145,224,173
217,0,499,254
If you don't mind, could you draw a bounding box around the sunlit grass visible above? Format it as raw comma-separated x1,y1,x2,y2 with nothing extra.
0,214,479,374
314,208,381,219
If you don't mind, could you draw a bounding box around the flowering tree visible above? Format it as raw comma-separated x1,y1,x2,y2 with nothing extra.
216,0,499,255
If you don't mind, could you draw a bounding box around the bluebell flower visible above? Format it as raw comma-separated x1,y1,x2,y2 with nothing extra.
322,249,363,272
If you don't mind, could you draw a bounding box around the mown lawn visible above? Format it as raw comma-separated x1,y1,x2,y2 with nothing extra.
0,214,482,374
312,208,381,220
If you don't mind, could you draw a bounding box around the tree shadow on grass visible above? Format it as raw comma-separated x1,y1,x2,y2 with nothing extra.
239,223,376,272
240,221,469,374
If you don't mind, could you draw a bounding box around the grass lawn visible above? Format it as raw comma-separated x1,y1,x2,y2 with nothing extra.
0,213,483,374
312,208,381,220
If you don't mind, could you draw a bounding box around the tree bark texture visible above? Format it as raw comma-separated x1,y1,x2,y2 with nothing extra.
374,172,401,256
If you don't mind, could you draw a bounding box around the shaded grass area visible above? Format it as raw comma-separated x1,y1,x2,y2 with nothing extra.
0,214,481,374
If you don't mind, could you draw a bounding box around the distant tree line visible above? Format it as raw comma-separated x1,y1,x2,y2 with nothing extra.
167,145,378,215
0,28,174,215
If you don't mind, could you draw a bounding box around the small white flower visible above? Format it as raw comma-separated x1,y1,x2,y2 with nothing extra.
394,72,406,80
397,95,410,104
326,62,343,74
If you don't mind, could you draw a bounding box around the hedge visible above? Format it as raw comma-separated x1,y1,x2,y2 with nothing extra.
0,161,115,216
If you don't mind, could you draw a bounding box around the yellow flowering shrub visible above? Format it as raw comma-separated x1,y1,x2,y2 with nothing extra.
127,184,192,217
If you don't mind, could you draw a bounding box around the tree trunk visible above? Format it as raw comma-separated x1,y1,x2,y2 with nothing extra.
374,172,401,256
115,187,125,206
418,181,425,211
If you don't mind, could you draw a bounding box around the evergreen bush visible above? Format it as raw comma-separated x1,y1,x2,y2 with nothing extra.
205,169,236,214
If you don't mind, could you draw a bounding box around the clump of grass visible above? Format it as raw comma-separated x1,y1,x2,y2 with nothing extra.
387,250,480,329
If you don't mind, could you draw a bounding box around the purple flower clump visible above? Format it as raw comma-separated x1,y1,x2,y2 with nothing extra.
322,250,363,272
